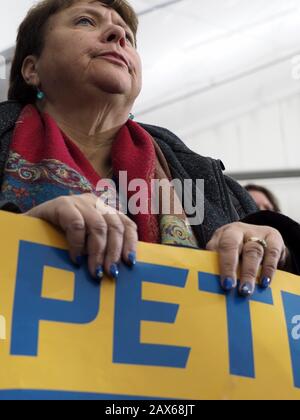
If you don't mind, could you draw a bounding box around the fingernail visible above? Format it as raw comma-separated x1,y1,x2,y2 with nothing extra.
239,282,254,297
261,277,271,289
128,251,137,267
110,264,119,279
95,266,104,282
222,278,234,292
76,256,83,266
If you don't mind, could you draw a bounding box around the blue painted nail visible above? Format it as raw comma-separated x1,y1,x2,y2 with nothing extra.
76,256,83,266
110,264,119,279
128,251,137,267
95,266,104,282
240,282,254,297
261,277,271,289
222,278,234,291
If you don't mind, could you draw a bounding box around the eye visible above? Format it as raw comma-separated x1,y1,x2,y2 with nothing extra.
75,17,95,26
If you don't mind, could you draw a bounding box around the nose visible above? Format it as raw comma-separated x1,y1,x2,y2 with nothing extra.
102,24,126,48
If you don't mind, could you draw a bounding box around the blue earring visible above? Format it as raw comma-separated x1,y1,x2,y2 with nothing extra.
37,89,45,100
129,113,135,120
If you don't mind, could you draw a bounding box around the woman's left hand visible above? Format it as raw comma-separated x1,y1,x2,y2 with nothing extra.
206,222,287,297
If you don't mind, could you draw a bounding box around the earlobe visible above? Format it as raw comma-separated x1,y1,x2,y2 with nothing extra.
21,55,40,87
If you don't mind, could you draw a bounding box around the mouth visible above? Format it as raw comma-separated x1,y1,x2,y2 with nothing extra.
95,52,129,69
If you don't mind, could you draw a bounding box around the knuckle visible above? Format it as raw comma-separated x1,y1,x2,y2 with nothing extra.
108,222,125,236
95,200,107,213
126,219,138,231
242,268,257,279
266,226,283,241
219,239,239,252
221,260,235,275
264,262,277,273
87,251,105,260
102,203,117,215
214,226,223,236
56,196,72,207
66,219,85,232
243,244,264,260
268,247,282,260
79,192,93,200
215,223,232,235
268,226,280,237
127,230,138,242
232,221,244,230
77,193,97,208
89,220,107,234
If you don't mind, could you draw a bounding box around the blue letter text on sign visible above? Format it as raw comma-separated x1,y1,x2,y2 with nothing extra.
11,241,101,357
199,272,273,378
114,262,190,368
282,291,300,389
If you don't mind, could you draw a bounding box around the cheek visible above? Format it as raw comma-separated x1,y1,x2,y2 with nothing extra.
38,42,92,85
42,31,92,68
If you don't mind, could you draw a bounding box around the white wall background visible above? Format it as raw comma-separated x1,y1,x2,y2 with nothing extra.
1,0,300,221
0,0,36,52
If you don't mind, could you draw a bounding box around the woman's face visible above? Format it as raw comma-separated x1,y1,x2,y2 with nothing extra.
31,0,142,106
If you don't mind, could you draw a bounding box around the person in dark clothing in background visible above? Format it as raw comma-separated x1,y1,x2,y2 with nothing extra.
245,184,281,213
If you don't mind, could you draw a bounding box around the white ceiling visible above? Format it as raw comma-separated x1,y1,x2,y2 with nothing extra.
0,0,36,52
1,0,300,135
132,0,300,119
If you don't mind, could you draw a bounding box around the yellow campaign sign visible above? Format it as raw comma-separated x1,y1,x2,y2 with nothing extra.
0,210,300,400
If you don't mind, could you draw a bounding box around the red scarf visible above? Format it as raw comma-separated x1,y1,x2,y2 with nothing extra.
112,121,160,243
11,105,160,243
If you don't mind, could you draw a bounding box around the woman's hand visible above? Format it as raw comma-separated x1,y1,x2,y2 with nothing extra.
206,222,287,296
25,193,138,281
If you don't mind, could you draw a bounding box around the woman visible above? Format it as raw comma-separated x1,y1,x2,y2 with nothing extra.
245,184,281,213
0,0,299,298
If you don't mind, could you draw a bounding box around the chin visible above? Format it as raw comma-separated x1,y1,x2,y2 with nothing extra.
93,76,132,95
101,85,129,95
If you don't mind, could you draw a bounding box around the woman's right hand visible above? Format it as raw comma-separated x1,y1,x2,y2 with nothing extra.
25,193,138,281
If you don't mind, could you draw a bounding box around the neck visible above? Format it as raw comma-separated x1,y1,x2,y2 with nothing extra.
37,96,132,176
39,97,130,146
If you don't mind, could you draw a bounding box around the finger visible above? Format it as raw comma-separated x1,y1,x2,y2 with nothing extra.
84,210,108,282
119,213,138,266
216,228,244,292
239,241,265,297
103,213,125,279
56,201,87,266
206,226,225,251
260,231,285,289
26,197,88,266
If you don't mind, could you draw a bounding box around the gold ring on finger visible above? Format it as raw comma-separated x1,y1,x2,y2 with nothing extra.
245,237,268,250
